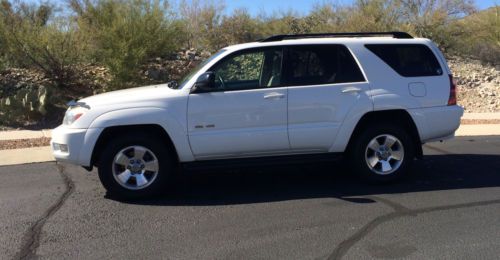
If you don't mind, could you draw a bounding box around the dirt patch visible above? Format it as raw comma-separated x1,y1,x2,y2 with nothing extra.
461,119,500,125
0,137,51,150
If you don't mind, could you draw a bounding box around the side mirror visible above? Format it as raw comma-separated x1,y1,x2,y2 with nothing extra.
192,72,216,93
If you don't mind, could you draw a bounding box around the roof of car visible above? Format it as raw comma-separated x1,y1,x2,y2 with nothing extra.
224,36,431,51
260,32,413,41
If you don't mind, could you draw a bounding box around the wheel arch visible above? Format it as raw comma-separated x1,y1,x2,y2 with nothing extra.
346,109,423,159
91,124,179,167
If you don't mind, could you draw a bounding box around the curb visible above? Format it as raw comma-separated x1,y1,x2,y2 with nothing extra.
0,146,54,166
455,124,500,136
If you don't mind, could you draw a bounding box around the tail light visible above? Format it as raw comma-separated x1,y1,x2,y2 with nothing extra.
448,74,457,106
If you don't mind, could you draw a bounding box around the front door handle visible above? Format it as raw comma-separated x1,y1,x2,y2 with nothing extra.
264,92,285,99
341,86,362,94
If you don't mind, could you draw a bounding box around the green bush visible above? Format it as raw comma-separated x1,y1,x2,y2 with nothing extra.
0,0,497,85
70,0,182,88
178,0,226,51
0,1,85,86
449,6,500,65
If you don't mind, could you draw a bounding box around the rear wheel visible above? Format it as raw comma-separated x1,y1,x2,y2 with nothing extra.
97,134,174,199
348,124,415,182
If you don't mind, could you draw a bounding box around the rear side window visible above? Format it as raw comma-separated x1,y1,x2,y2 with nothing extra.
365,44,443,77
284,45,365,86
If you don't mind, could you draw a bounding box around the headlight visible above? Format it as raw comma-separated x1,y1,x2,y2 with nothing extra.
63,107,87,125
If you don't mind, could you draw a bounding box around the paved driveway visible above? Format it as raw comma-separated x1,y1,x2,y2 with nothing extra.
1,136,499,259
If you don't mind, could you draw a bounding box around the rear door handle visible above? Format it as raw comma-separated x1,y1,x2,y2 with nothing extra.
264,92,285,99
341,86,362,94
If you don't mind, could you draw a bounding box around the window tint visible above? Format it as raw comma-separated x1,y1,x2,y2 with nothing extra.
284,45,365,86
365,44,443,77
210,48,282,91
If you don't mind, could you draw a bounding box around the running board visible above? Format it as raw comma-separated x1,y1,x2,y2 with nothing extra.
181,153,344,171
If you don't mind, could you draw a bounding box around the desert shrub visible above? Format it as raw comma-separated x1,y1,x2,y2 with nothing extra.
0,0,497,88
399,0,475,52
449,6,499,64
0,0,86,86
470,43,500,66
178,0,225,51
70,0,182,88
219,9,260,46
340,0,405,32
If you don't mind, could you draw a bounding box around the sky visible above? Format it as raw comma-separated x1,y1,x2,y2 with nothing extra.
224,0,498,15
23,0,499,15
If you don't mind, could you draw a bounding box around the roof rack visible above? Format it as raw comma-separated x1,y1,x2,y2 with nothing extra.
260,32,413,42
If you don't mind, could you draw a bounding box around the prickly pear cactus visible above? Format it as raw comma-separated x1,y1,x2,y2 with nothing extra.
0,83,50,125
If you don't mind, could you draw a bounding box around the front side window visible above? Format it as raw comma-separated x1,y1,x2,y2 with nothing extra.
365,44,443,77
210,48,283,91
284,45,365,86
179,49,227,89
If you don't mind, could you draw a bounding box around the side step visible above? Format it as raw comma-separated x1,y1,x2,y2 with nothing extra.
180,153,343,171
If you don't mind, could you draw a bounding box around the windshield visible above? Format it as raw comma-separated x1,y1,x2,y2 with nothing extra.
178,49,227,89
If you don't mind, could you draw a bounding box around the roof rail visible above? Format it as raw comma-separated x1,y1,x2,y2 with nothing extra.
260,32,413,42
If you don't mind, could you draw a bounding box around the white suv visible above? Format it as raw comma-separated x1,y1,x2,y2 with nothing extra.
51,32,463,198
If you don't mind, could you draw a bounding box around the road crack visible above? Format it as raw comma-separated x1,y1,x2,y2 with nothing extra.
329,143,500,259
14,163,74,260
328,196,500,260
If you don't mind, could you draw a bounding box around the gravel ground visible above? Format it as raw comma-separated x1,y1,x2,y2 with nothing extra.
448,57,500,113
461,119,500,124
0,137,51,150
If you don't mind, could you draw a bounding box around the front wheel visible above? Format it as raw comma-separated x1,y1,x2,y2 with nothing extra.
97,134,174,199
348,124,415,182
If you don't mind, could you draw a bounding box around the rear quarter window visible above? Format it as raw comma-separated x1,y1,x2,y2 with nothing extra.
365,44,443,77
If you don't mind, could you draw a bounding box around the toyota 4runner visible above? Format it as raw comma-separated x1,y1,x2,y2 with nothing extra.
51,32,464,198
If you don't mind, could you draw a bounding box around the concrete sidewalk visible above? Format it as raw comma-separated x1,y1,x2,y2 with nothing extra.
0,113,499,166
455,124,500,136
0,147,53,166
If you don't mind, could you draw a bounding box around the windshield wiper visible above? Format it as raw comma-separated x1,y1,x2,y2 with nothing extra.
167,80,179,89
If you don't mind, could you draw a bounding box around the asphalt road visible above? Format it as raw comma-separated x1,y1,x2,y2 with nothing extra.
1,136,500,260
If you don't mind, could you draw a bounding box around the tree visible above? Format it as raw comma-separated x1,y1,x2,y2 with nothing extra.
0,0,85,86
178,0,224,51
69,0,182,86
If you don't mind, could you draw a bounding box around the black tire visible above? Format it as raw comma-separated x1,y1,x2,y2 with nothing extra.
348,124,415,182
97,133,174,199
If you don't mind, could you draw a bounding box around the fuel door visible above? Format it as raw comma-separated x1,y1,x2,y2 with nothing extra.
408,82,427,97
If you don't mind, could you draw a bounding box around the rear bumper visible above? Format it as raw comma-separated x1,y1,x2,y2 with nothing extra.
50,125,102,167
409,105,464,143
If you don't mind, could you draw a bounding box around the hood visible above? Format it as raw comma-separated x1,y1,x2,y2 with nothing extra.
79,84,176,107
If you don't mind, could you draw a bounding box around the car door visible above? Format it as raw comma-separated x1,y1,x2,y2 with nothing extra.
187,47,290,159
284,44,370,151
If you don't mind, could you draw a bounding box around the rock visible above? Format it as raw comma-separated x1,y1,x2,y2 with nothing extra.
450,55,499,112
145,68,165,81
186,50,196,60
201,50,211,58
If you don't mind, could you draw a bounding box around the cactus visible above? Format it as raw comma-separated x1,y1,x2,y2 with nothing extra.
0,84,50,124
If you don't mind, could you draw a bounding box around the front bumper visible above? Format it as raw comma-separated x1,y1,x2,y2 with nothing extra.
50,125,102,167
